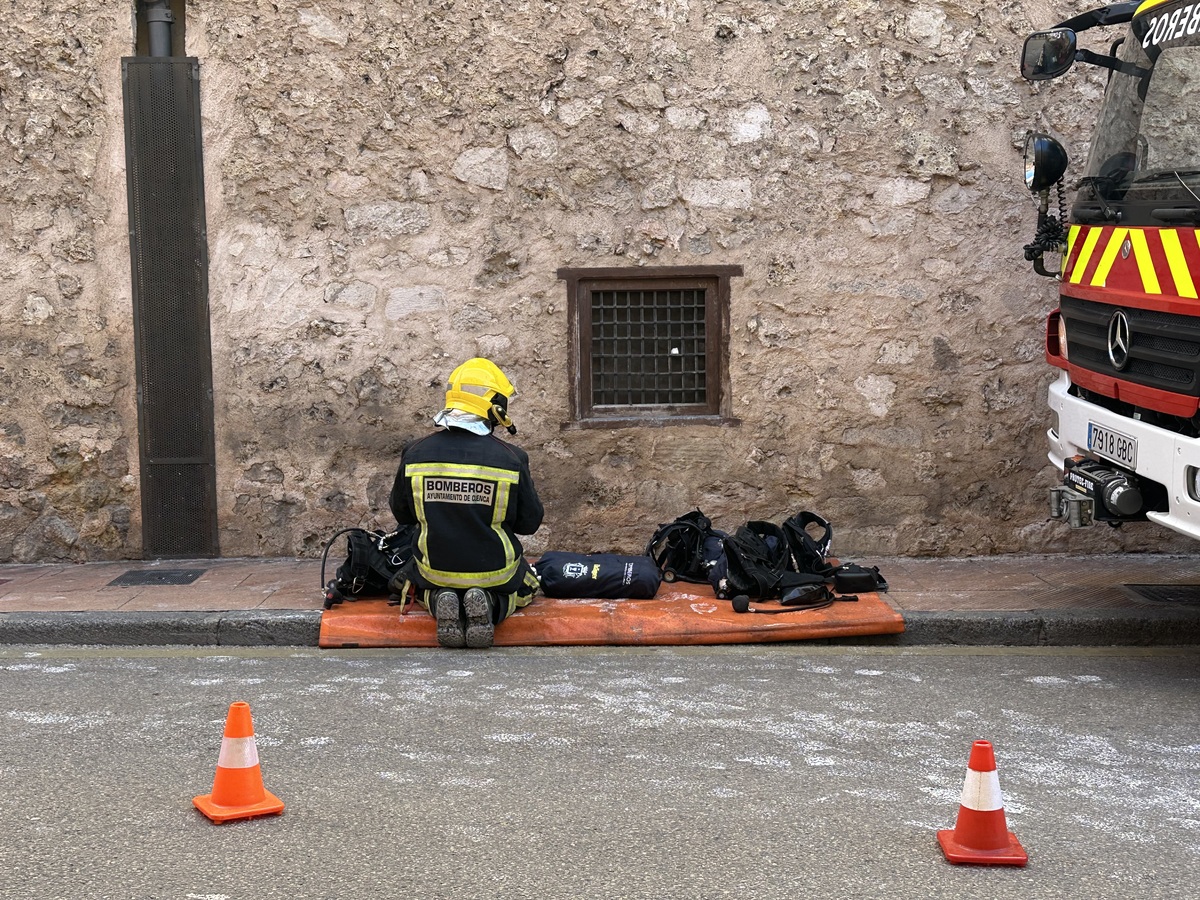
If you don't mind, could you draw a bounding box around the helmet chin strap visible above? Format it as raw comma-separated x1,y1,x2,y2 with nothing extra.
491,402,517,435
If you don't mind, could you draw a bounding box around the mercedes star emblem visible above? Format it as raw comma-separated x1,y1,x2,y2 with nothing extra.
1108,309,1131,370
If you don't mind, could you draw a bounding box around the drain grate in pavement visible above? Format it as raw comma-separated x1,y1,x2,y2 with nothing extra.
108,569,207,587
1125,584,1200,605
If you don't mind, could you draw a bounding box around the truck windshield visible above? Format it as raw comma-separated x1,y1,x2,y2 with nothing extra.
1083,9,1200,208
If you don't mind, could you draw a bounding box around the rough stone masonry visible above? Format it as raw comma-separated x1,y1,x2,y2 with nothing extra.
1,0,1187,562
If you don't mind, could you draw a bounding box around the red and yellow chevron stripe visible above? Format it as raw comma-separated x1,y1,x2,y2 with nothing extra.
1063,225,1200,301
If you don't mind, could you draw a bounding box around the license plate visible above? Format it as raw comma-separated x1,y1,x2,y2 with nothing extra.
1088,422,1138,468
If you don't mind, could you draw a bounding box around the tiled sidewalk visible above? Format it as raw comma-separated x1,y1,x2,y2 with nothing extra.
879,554,1200,611
0,558,322,613
2,554,1200,614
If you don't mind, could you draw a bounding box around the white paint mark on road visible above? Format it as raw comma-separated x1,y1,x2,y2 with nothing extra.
709,787,741,798
2,663,77,673
9,711,71,725
735,755,792,769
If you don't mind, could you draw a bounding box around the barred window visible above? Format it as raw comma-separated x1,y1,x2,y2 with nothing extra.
558,266,742,425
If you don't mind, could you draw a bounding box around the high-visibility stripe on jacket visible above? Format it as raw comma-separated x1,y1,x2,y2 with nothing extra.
389,429,544,594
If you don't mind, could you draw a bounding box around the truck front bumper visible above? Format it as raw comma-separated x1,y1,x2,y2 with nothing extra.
1048,370,1200,540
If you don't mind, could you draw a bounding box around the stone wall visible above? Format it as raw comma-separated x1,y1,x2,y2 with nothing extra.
2,0,1188,562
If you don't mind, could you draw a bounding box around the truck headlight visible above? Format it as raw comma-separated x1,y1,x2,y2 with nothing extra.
1046,310,1069,362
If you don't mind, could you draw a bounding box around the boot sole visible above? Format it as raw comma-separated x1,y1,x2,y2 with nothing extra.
434,590,465,648
462,588,494,649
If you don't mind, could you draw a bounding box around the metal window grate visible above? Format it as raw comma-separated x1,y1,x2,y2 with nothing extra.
558,265,742,423
590,288,708,406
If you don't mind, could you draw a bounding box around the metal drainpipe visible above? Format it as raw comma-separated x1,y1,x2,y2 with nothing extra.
144,0,174,57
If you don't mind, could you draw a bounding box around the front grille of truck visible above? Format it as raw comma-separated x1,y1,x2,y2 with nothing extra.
1060,295,1200,395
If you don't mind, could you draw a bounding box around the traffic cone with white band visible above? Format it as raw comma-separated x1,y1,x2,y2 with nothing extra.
937,740,1027,866
193,701,285,824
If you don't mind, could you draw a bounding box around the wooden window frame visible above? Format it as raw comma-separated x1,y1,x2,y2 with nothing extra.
558,265,743,428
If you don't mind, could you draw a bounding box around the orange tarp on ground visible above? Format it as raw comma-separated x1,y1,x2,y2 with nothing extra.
318,581,904,648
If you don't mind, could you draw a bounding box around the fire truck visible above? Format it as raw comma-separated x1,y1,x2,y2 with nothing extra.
1021,0,1200,539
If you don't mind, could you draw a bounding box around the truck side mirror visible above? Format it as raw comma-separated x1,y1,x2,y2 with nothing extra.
1021,30,1077,81
1024,132,1069,192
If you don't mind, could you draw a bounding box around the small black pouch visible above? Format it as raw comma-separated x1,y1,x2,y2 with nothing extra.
833,563,888,594
780,582,836,608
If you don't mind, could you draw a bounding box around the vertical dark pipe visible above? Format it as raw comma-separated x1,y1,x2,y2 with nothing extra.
144,0,174,57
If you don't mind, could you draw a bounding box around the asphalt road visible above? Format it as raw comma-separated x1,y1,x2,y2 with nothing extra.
1,644,1197,900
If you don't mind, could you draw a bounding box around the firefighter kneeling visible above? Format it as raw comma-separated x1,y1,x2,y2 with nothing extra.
389,358,544,648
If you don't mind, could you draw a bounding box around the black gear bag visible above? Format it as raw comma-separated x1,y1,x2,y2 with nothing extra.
708,521,827,600
321,526,415,609
534,552,663,599
782,511,836,576
644,510,727,584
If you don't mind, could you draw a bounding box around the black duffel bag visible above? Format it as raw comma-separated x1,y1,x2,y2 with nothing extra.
534,552,663,599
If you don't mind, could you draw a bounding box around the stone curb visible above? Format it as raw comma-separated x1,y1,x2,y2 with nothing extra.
0,610,323,647
2,607,1200,648
847,608,1200,647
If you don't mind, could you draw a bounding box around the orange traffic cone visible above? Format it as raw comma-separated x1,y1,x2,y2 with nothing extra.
193,701,285,824
937,740,1027,866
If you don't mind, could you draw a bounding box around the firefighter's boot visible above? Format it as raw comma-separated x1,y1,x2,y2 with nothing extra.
434,590,466,648
462,588,495,649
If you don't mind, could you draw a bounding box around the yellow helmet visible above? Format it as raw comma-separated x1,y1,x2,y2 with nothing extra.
444,357,517,430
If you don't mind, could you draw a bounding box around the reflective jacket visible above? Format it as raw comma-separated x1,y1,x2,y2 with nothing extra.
389,428,544,595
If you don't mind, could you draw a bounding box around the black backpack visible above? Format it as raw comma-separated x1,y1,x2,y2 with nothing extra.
645,510,727,584
321,526,415,609
709,522,826,600
782,511,836,577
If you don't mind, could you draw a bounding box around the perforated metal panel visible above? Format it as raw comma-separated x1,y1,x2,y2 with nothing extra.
122,58,218,558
